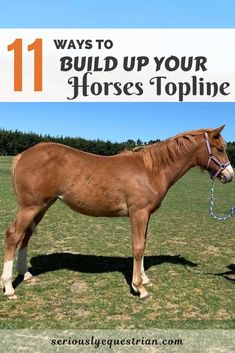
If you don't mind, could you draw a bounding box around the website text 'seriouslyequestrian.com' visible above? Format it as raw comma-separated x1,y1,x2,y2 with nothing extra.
51,336,183,349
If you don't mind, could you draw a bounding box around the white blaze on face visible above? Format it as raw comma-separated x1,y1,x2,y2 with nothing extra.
220,164,234,183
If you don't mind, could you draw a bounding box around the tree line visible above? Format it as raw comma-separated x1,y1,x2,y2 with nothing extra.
0,129,159,157
0,128,234,166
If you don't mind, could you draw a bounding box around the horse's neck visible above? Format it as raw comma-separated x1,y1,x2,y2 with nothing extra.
155,141,199,187
166,154,196,186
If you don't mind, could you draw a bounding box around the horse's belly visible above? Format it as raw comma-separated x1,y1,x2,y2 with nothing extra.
58,194,128,217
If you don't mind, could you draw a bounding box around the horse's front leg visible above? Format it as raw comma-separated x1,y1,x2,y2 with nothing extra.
130,209,150,299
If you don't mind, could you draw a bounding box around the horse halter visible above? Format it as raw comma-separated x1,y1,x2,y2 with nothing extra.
204,132,230,180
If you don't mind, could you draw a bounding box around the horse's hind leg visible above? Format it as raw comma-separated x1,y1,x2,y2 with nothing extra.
1,206,42,299
16,209,48,282
16,225,35,281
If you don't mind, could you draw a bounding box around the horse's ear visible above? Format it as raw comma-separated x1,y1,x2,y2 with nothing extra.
211,124,225,138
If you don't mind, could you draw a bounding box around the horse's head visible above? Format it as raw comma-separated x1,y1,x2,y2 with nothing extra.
200,125,234,184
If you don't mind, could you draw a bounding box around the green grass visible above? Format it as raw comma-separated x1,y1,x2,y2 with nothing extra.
0,156,234,329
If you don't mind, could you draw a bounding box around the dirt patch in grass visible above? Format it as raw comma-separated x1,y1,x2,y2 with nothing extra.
74,307,90,317
115,226,126,230
202,245,221,257
71,280,88,293
107,314,131,321
215,309,232,320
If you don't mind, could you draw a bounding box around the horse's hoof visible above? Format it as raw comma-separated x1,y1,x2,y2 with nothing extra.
24,272,34,281
142,278,152,286
5,293,17,300
8,294,17,300
145,281,153,287
140,292,150,300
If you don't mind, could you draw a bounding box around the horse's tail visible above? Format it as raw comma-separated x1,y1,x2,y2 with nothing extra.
11,153,22,203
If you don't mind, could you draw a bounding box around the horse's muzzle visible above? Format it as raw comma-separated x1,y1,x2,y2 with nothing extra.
219,165,234,183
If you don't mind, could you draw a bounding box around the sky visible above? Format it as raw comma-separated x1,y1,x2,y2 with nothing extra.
0,1,234,28
0,0,235,142
1,103,235,142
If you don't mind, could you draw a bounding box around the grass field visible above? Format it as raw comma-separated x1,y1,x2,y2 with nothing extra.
0,156,234,329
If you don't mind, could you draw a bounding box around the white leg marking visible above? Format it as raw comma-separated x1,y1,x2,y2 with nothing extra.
17,246,28,275
132,257,150,294
1,260,15,296
141,257,150,285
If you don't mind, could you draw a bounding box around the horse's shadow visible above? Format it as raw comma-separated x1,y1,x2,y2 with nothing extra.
13,253,197,290
214,264,235,283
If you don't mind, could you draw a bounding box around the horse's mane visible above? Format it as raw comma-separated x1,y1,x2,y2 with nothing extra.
135,128,214,171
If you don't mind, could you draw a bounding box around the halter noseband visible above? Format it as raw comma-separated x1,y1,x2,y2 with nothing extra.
204,132,230,180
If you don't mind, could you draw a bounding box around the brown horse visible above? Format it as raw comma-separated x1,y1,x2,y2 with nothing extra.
1,125,234,300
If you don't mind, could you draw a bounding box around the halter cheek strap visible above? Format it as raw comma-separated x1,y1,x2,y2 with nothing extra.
204,132,230,180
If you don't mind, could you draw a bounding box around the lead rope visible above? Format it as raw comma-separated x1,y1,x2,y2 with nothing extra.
210,180,235,221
